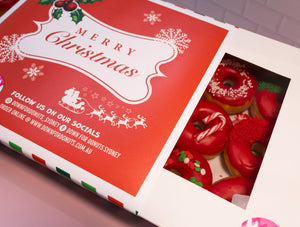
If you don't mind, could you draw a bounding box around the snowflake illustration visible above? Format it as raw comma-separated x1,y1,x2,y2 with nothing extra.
22,63,44,81
82,87,89,92
0,34,24,63
107,101,114,107
125,108,132,114
91,92,99,99
156,28,191,54
143,10,161,25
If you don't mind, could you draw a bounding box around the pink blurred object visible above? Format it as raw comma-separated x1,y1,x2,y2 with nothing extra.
242,217,279,227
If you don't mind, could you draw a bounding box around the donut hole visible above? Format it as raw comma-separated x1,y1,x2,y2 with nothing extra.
223,78,237,87
251,142,266,157
192,121,206,130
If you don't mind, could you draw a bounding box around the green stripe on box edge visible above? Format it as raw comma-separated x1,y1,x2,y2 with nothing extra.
9,141,22,153
81,181,96,193
135,211,139,215
56,167,71,179
214,18,226,24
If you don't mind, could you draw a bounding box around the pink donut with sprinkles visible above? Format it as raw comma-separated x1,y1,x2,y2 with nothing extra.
204,58,257,114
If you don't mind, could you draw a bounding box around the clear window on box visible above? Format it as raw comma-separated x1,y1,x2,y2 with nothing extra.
164,53,290,209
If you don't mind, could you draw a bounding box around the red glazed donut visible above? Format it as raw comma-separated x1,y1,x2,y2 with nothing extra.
177,99,232,159
204,58,257,114
224,117,272,179
210,176,254,202
164,147,213,189
0,0,19,12
250,81,283,123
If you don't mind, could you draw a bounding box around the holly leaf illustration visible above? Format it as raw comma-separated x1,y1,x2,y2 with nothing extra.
76,0,102,4
71,9,84,24
38,0,56,5
52,8,63,20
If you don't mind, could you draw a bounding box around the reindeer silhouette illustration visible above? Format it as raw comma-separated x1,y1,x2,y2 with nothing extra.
87,105,106,120
102,111,117,126
131,115,147,129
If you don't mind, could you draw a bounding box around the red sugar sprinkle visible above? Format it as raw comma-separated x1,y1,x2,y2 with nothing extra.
230,117,272,144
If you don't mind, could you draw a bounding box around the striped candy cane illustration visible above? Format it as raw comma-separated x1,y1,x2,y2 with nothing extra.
194,112,226,142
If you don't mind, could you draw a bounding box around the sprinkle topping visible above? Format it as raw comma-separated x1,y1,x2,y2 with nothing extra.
206,58,257,105
220,58,246,69
208,77,253,99
184,157,190,164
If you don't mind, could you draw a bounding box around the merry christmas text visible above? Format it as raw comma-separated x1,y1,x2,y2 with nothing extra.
45,30,139,77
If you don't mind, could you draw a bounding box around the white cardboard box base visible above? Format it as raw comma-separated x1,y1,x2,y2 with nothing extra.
139,28,300,227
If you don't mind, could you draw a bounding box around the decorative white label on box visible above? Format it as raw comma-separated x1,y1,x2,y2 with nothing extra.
18,7,178,104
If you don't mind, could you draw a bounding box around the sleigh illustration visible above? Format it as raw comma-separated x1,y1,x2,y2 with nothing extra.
58,88,85,114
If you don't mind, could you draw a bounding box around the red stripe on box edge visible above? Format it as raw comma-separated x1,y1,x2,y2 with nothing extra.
108,196,124,208
32,154,46,166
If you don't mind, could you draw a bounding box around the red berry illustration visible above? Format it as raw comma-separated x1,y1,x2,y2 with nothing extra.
54,0,65,7
51,0,86,23
64,2,77,11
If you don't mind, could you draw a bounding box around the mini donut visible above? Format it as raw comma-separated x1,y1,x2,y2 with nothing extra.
224,117,272,179
177,99,232,159
204,58,257,114
210,176,254,202
250,81,283,123
164,147,213,189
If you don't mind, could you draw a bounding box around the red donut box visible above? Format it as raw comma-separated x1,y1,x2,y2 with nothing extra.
0,1,299,226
